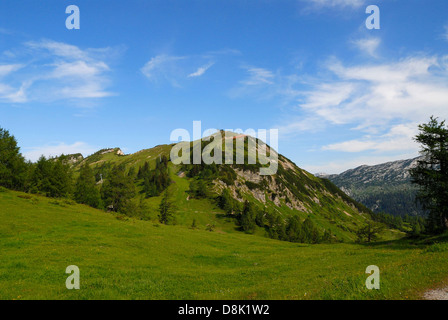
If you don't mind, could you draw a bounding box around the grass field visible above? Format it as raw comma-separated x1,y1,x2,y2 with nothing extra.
0,188,447,300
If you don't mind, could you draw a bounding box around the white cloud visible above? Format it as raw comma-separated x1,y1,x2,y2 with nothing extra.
352,37,381,57
23,142,98,162
0,40,116,103
0,64,23,77
188,62,214,78
27,40,114,101
322,123,419,153
141,49,239,87
302,0,365,10
266,54,448,174
141,55,185,81
298,56,448,130
241,67,275,86
303,153,418,174
27,40,88,61
0,64,27,102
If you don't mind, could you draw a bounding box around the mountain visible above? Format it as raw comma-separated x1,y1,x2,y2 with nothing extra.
69,132,393,243
318,157,424,217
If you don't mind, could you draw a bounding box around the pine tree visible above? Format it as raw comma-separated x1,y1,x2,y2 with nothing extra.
101,165,136,213
136,195,150,220
0,127,28,190
30,156,72,198
218,189,234,214
410,116,448,233
141,157,171,197
189,179,207,199
240,200,256,233
302,216,320,244
356,221,384,243
74,164,101,208
158,189,176,224
286,216,303,243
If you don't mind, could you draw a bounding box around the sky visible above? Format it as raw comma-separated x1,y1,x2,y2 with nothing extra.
1,0,448,173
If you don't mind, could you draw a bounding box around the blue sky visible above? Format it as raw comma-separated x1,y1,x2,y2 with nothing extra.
1,0,448,173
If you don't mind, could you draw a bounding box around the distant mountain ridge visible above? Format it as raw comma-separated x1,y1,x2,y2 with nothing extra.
318,157,424,217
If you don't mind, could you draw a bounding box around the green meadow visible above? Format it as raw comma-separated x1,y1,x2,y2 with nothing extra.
0,188,447,300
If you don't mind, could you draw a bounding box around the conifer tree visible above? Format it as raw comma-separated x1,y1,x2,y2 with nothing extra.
0,127,28,190
410,116,448,233
101,165,136,213
158,189,176,224
74,164,101,208
240,200,256,233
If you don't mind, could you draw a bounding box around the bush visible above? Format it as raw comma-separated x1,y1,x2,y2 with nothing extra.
17,194,32,200
424,242,448,253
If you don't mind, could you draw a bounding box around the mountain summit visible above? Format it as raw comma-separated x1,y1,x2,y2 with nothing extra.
70,132,382,242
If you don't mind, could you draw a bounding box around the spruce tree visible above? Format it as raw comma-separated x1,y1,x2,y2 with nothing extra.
240,200,256,233
101,165,136,213
410,116,448,233
74,164,101,208
158,189,176,224
30,156,72,198
0,127,28,190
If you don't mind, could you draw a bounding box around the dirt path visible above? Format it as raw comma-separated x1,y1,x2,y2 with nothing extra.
424,287,448,300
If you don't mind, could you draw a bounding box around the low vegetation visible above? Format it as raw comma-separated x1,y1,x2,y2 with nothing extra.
0,189,447,300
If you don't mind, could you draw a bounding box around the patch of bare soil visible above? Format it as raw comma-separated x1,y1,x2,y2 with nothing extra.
424,287,448,300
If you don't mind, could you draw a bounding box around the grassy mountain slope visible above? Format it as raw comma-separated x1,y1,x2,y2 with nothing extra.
1,188,447,300
68,134,397,242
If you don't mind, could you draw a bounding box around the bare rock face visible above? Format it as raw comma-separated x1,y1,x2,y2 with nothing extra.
100,148,125,156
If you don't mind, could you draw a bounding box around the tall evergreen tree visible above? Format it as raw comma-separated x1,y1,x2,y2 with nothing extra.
74,164,101,208
158,189,176,224
356,221,384,243
0,127,28,190
140,156,171,197
286,216,304,243
218,189,234,214
30,156,72,198
410,116,448,233
101,165,136,213
239,200,256,233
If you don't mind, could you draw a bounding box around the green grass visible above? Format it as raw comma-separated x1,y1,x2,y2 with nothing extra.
0,189,447,300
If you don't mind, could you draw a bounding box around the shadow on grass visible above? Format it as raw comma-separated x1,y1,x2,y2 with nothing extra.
357,232,448,250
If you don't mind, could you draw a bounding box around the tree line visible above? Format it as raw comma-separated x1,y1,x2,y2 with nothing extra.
0,127,174,221
217,188,336,244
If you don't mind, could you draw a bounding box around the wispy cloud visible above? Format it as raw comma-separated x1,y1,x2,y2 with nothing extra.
141,54,186,85
274,54,448,162
188,62,214,78
231,52,448,170
23,141,98,162
241,67,275,86
0,64,23,77
301,56,448,128
322,123,419,153
301,0,366,11
0,39,117,104
352,37,381,58
141,49,236,87
303,153,418,174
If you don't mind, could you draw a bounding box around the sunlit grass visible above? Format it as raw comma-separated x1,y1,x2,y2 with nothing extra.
0,189,446,300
